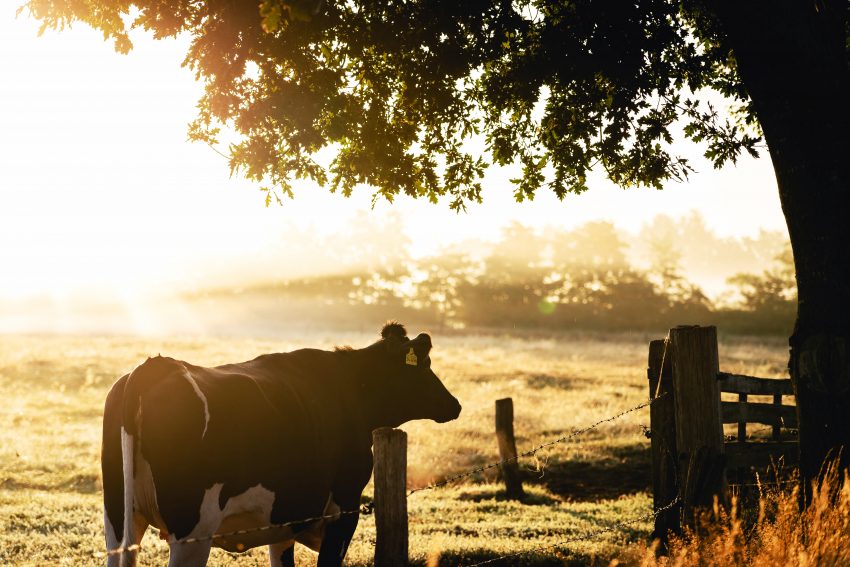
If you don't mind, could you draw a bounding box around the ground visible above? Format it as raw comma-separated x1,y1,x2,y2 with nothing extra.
0,329,789,566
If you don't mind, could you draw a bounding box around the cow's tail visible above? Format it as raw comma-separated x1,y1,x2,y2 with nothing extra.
118,356,176,567
119,425,136,567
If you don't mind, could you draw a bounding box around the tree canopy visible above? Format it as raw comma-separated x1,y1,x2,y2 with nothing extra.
25,0,766,209
24,0,850,491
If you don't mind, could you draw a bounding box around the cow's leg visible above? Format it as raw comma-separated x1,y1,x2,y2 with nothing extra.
269,541,295,567
104,508,121,567
316,513,359,567
166,540,213,567
109,513,147,567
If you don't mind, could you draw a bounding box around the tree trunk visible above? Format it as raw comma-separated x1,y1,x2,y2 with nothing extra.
714,0,850,502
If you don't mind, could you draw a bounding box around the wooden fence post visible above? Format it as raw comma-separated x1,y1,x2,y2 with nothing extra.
495,398,525,500
668,326,727,529
648,338,680,542
373,427,408,567
772,393,782,441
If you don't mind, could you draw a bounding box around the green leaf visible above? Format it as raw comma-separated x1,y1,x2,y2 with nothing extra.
259,0,283,33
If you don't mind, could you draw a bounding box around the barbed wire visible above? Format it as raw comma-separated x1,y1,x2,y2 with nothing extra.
729,479,798,489
98,394,666,558
462,495,682,567
98,503,374,558
408,393,667,497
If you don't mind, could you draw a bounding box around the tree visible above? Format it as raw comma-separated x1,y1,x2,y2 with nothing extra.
25,0,850,495
549,221,629,271
403,252,479,330
728,244,796,314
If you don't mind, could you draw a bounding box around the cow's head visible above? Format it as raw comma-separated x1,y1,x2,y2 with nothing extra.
368,322,461,427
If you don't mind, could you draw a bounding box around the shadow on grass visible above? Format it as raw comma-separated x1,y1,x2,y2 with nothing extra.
456,487,559,506
524,442,651,502
0,473,100,494
408,549,614,566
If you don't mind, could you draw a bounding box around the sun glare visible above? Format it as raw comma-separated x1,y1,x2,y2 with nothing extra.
1,5,789,333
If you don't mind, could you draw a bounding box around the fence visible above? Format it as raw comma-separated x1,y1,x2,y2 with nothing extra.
647,325,798,538
372,396,672,566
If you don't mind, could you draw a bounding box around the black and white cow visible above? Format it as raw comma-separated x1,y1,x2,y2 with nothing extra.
101,322,461,567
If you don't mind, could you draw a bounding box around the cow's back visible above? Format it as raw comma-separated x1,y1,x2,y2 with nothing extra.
108,352,346,542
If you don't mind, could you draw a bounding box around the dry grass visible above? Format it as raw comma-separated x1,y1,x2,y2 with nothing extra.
633,465,850,567
0,329,790,565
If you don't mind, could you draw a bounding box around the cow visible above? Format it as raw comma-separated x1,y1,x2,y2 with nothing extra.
101,322,461,567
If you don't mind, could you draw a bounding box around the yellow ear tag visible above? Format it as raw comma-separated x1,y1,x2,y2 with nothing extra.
405,347,418,366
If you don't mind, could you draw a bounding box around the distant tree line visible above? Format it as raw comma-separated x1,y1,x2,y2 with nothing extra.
200,216,795,335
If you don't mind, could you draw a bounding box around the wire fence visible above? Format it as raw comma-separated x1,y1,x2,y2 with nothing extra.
101,393,670,560
99,504,375,558
407,393,667,497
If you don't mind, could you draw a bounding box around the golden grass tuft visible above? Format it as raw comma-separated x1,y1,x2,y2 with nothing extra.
637,464,850,567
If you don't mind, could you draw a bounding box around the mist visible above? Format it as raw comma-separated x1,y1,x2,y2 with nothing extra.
0,210,792,337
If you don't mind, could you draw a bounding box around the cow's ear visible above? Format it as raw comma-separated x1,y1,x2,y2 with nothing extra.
410,333,432,353
401,333,432,365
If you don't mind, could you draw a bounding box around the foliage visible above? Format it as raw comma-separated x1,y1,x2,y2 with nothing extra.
23,0,763,208
205,219,793,335
397,253,481,331
727,245,796,314
708,245,796,335
634,214,790,301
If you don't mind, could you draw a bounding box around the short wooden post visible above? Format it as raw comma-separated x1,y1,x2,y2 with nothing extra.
736,392,748,488
648,339,680,542
495,398,524,500
737,393,748,445
772,394,782,441
668,326,727,529
373,428,408,567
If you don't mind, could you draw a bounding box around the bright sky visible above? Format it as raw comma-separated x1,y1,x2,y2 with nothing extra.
0,6,788,304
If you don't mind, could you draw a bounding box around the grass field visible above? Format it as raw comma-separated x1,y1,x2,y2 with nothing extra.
0,329,790,566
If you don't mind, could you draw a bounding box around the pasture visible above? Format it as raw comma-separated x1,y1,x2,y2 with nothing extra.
0,329,789,566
